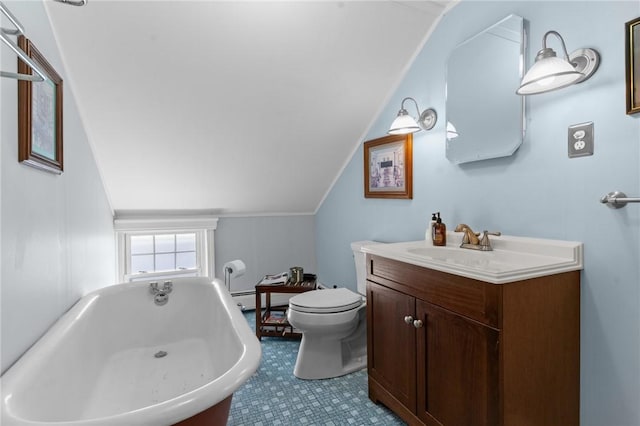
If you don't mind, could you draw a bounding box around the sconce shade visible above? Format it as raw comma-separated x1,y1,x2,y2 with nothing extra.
446,121,459,139
516,30,599,95
516,51,583,94
388,110,421,135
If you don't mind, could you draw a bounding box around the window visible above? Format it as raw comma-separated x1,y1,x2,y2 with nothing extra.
127,232,198,281
114,216,218,283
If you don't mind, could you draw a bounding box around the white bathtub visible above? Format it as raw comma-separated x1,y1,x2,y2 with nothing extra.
1,277,261,425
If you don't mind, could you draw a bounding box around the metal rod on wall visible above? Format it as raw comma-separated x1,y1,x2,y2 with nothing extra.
52,0,87,6
600,191,640,209
0,2,47,82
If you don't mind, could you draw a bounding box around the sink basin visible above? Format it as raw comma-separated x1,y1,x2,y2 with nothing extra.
362,233,583,284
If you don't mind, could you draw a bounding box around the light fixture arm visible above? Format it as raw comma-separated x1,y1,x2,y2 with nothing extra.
401,97,438,131
540,30,572,62
400,97,421,118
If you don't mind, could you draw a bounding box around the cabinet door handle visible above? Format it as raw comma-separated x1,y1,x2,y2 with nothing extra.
404,315,414,325
413,319,423,328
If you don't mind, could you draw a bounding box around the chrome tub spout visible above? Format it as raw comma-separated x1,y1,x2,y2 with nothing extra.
149,281,173,305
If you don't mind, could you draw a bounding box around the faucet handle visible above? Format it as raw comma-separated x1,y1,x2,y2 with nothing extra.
162,281,173,293
479,231,501,249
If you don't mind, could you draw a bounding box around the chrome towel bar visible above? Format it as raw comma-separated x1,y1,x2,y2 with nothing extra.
0,1,48,82
600,191,640,209
52,0,87,6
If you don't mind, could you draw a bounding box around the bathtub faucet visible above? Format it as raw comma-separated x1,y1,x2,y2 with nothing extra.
149,281,173,294
149,281,173,306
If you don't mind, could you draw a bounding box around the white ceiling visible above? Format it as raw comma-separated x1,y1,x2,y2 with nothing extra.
45,0,450,215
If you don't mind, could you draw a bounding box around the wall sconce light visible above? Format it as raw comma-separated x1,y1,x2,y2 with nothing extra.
388,97,437,135
516,30,600,95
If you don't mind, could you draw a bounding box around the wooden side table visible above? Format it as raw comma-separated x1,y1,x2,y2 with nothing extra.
255,274,316,340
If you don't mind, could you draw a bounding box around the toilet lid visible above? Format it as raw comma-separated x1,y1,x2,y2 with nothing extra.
289,288,363,314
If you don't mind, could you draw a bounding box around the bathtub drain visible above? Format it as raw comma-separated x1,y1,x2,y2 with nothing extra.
154,351,168,358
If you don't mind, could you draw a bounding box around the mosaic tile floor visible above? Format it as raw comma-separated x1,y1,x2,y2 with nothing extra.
227,310,405,426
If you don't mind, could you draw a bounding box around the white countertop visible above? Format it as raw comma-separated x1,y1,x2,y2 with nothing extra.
362,232,583,284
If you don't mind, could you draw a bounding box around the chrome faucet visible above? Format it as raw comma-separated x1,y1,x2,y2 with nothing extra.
149,281,173,306
454,224,501,251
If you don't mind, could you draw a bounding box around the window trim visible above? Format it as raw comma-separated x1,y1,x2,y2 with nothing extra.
114,216,218,283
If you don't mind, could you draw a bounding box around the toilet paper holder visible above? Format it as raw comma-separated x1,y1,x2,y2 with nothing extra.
224,259,247,311
223,259,246,292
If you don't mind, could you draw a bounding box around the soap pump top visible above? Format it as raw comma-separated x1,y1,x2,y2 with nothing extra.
433,212,447,246
426,213,438,244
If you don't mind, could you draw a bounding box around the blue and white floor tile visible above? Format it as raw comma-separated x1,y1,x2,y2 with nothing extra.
227,311,405,426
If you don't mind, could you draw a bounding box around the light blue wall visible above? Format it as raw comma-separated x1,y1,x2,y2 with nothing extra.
215,215,316,292
316,1,640,425
1,1,115,372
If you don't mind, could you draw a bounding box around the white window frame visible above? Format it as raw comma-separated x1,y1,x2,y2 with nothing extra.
114,216,218,283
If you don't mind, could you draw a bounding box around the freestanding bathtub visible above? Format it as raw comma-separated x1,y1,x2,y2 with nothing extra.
1,277,261,425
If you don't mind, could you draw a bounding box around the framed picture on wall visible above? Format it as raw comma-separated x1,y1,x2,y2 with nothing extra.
363,133,412,199
626,17,640,115
17,36,64,174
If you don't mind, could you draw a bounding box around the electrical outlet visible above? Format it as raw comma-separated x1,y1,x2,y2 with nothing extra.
568,122,594,158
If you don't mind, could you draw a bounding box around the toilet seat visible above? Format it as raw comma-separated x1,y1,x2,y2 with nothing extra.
289,288,363,314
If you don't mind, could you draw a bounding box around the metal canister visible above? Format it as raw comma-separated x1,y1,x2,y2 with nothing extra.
289,266,304,284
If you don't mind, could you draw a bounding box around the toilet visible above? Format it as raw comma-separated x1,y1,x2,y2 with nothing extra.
287,241,378,380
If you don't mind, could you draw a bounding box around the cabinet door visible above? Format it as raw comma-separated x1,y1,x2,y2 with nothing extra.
416,300,499,426
367,281,416,411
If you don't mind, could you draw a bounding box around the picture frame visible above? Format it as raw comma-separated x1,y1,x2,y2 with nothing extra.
17,36,63,174
626,17,640,115
363,133,412,199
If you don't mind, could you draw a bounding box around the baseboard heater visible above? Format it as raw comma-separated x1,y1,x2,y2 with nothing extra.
231,282,326,311
230,290,292,311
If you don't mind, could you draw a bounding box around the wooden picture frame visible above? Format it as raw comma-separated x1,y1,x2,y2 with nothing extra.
364,133,412,199
18,36,63,174
626,17,640,115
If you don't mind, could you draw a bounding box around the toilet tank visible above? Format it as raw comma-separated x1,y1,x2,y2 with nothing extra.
351,241,381,295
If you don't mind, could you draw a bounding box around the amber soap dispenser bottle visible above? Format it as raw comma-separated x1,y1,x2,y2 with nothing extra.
433,212,447,246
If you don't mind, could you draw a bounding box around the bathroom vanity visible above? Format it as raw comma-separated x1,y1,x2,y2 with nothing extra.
363,236,582,426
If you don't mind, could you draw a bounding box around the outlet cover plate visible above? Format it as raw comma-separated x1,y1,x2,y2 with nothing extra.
568,122,594,158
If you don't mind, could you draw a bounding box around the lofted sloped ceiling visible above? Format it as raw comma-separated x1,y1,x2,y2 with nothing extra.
45,0,450,215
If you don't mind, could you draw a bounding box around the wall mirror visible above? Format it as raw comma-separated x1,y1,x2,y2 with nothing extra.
446,14,525,164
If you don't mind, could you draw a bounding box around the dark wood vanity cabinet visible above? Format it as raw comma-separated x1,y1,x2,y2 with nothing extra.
366,255,580,426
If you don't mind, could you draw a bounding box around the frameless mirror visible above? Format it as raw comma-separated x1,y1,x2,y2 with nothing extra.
446,14,525,164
